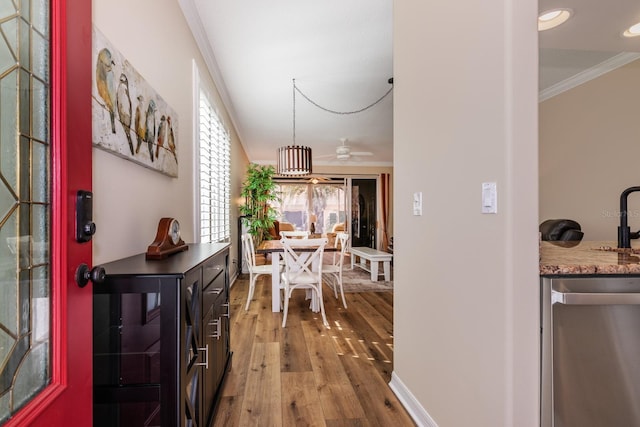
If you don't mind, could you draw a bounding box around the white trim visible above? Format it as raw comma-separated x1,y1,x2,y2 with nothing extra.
178,0,247,150
539,52,640,102
177,0,234,118
252,159,394,168
389,372,439,427
229,270,238,288
192,61,201,243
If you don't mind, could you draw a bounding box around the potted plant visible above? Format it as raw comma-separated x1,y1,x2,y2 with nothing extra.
239,163,279,244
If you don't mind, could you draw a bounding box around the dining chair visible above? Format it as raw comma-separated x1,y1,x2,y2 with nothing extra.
280,237,328,327
242,233,281,310
280,230,310,239
274,229,308,268
322,232,349,308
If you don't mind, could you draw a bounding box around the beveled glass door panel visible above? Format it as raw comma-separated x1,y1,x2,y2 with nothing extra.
0,0,51,422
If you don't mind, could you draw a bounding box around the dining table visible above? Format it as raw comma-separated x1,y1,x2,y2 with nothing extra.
256,239,337,312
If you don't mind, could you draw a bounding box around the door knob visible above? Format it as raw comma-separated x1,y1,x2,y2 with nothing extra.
75,263,106,287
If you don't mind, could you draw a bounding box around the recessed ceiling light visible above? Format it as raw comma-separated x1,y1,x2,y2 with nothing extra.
623,22,640,38
538,9,572,31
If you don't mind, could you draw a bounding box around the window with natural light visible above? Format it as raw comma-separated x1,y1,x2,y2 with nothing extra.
197,84,230,243
272,182,346,234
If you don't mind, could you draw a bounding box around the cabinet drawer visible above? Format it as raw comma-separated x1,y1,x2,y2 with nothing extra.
203,255,225,287
203,271,225,310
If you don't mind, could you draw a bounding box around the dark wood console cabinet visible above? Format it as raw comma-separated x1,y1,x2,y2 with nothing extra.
93,243,231,427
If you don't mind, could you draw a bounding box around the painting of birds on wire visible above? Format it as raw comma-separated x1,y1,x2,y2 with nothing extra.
92,26,179,177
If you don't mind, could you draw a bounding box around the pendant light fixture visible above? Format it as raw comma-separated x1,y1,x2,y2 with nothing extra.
277,79,312,176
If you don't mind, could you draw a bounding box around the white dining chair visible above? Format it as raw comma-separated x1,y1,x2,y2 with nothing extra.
278,230,310,268
242,233,281,310
279,230,310,239
322,232,349,308
280,237,328,327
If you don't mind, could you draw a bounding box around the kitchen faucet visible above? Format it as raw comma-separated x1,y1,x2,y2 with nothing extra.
618,186,640,248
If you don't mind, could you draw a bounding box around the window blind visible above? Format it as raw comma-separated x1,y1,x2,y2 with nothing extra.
198,89,230,243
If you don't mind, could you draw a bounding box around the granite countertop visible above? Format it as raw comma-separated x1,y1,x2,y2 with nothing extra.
540,240,640,276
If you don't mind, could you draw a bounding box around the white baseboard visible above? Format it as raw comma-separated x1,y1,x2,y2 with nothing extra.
389,371,439,427
230,270,239,288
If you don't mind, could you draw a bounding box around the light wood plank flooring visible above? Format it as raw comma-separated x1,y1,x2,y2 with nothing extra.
213,275,415,426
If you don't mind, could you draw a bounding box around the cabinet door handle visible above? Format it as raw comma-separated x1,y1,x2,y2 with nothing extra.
552,289,640,305
208,319,221,339
223,303,230,318
193,345,209,369
207,288,223,295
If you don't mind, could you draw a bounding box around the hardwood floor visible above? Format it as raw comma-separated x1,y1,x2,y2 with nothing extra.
213,275,415,426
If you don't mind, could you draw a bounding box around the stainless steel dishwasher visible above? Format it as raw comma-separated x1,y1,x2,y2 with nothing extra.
541,277,640,427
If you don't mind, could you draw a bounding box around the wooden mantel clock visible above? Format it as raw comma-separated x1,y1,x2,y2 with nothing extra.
146,217,189,259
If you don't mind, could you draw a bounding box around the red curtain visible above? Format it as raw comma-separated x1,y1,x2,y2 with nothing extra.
379,173,390,251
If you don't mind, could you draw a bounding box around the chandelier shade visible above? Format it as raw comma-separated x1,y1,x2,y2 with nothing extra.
276,145,312,176
277,78,312,176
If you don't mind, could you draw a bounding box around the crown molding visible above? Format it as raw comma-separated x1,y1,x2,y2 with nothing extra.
539,52,640,102
178,0,246,148
254,159,394,168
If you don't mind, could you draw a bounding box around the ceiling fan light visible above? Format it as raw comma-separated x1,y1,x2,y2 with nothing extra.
336,146,350,155
538,9,571,31
623,22,640,38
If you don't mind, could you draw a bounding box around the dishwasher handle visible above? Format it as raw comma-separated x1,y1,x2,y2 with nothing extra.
552,289,640,305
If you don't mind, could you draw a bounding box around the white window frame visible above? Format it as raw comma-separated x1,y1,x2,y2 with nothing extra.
194,63,231,243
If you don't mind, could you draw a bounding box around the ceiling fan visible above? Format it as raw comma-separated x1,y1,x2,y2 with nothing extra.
276,174,331,184
307,175,331,184
319,138,374,161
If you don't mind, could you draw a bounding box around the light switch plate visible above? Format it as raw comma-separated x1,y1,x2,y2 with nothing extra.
482,182,497,214
413,192,422,216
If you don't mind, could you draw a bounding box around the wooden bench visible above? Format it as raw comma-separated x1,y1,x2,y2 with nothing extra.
350,247,393,282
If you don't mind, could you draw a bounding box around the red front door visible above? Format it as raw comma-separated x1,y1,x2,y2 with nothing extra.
2,0,93,425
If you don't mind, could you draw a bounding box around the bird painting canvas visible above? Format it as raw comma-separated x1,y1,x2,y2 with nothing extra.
92,26,179,177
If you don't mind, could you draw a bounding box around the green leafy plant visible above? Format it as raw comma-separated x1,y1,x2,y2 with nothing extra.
239,163,279,244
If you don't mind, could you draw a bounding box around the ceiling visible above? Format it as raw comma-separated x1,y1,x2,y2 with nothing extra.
539,0,640,96
179,0,640,167
180,0,393,167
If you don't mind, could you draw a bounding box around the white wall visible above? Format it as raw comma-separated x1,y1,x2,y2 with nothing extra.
540,59,640,241
92,0,248,276
393,0,540,425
